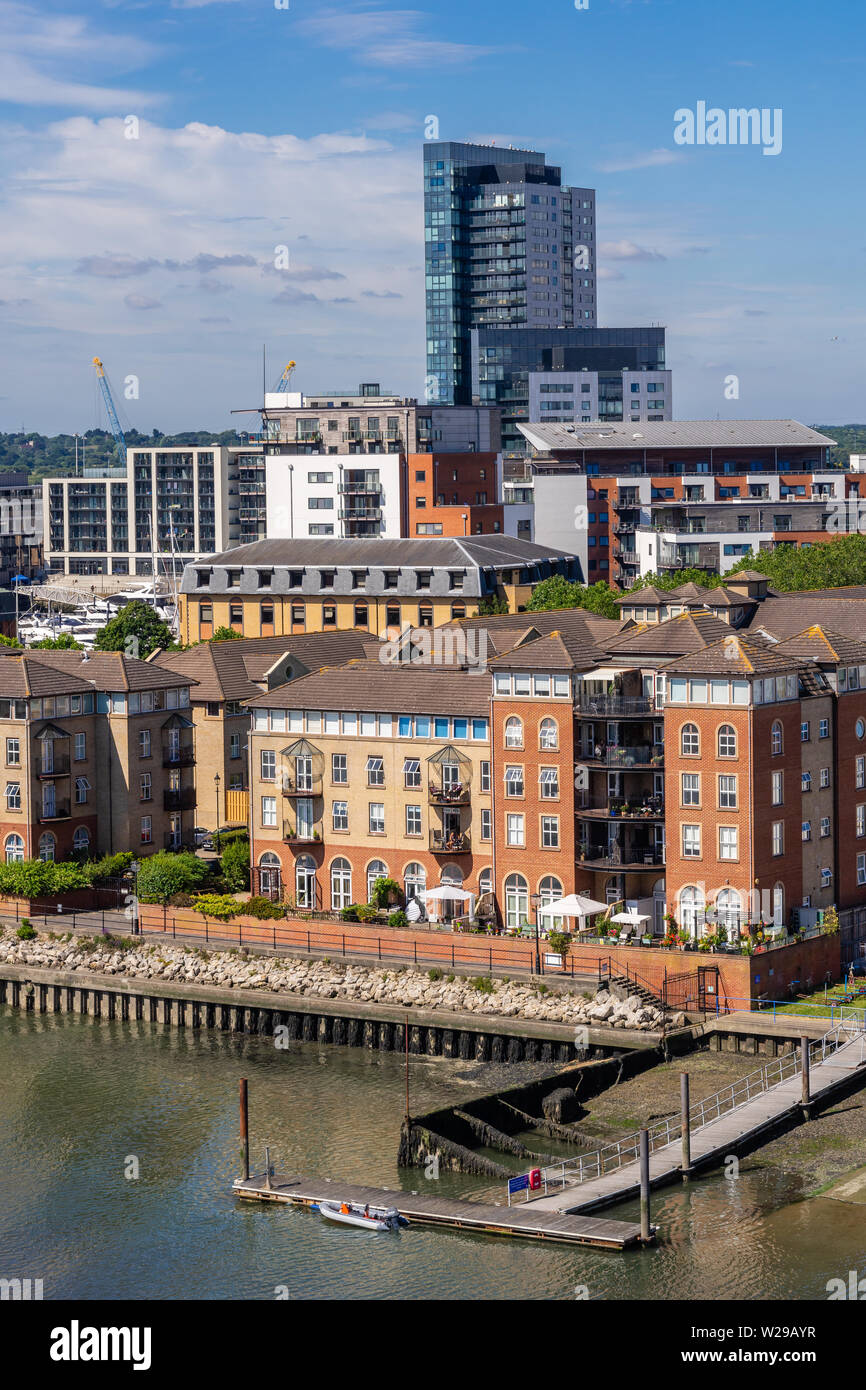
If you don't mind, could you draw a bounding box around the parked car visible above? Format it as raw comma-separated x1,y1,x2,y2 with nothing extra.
193,827,211,848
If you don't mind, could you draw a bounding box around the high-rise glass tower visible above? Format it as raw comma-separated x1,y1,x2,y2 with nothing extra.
423,141,596,406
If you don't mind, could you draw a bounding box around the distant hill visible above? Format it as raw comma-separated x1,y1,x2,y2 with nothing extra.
0,429,253,482
812,425,866,469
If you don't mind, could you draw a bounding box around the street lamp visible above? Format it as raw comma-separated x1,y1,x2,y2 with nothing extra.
530,892,543,976
214,773,221,853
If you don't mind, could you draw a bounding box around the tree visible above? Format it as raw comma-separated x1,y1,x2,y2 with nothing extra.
0,859,87,897
94,601,173,659
526,576,620,620
29,633,83,650
476,595,509,616
0,633,21,648
220,837,249,892
630,568,724,593
212,626,242,641
136,851,210,903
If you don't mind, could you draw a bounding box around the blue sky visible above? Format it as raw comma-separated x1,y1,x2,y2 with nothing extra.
1,0,864,435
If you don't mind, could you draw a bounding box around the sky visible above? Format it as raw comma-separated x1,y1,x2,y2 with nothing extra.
1,0,864,436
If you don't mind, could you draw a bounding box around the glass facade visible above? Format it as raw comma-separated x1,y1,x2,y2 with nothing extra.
424,141,596,407
471,326,667,456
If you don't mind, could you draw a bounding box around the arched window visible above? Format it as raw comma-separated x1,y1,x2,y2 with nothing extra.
450,603,465,620
771,721,783,756
4,834,24,863
477,867,493,897
504,717,523,749
680,723,700,756
717,724,737,758
72,826,90,853
404,862,426,903
678,884,705,937
539,874,564,929
259,850,281,900
330,857,352,911
715,888,742,941
539,718,559,750
504,872,529,931
441,862,464,885
366,859,388,903
295,854,317,910
38,832,56,862
772,882,784,927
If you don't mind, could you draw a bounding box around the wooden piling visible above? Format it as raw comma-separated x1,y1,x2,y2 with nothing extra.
639,1128,651,1243
680,1072,692,1179
239,1078,249,1180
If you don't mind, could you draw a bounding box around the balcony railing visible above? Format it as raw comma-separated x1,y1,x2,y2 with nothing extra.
430,829,471,853
162,746,195,768
37,755,70,777
579,845,665,870
39,801,71,822
163,788,195,812
281,776,323,799
339,480,381,495
429,783,471,807
339,506,382,521
583,745,663,768
576,792,664,819
576,695,652,717
283,820,321,845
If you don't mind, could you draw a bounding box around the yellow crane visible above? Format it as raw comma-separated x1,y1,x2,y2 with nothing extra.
273,360,297,391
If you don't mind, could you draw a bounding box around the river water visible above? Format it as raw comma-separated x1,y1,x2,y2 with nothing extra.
0,1006,862,1301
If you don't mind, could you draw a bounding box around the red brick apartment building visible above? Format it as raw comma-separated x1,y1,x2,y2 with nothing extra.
244,599,866,943
516,419,860,588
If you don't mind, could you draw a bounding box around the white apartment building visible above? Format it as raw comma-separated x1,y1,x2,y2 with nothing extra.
528,369,673,426
43,446,257,578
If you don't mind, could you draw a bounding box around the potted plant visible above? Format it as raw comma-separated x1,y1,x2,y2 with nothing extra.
677,929,691,951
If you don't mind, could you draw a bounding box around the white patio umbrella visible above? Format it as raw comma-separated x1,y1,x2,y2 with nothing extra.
537,893,607,918
421,885,476,922
611,909,651,931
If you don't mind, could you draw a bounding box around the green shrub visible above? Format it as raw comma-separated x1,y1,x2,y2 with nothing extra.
355,903,378,923
244,896,285,920
428,967,443,981
168,892,195,908
389,909,408,927
370,876,403,908
547,931,572,958
16,922,36,940
340,905,359,922
137,852,210,903
469,975,494,994
81,852,134,884
192,894,239,922
220,837,250,892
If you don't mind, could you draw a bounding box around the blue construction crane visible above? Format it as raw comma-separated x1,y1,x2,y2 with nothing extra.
92,357,126,461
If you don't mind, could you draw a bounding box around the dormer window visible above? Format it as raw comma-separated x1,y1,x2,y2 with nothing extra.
196,570,211,588
227,570,242,588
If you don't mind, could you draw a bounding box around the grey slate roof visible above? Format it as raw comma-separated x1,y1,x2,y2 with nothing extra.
154,632,375,703
518,419,837,452
245,663,492,716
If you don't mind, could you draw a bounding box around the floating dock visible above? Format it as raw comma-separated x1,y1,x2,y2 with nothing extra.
232,1173,648,1249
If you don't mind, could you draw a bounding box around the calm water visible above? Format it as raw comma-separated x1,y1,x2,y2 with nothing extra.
0,1006,863,1301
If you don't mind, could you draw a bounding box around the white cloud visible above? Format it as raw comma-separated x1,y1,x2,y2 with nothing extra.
601,239,666,262
297,6,501,68
596,148,685,173
0,3,160,110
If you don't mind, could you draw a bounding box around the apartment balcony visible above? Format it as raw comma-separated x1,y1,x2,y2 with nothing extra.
428,781,471,807
339,506,382,522
37,755,70,777
576,792,665,820
582,744,663,769
613,523,636,536
163,787,195,812
280,775,324,799
575,694,652,717
162,746,195,768
578,844,665,871
430,828,471,854
295,433,323,446
282,820,322,846
38,801,71,822
339,479,381,495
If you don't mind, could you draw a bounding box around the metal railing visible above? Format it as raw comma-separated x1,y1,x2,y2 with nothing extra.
538,1023,863,1193
575,696,653,717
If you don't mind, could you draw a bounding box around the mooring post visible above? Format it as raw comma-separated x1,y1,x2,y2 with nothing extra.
264,1144,272,1191
801,1036,811,1114
639,1127,651,1242
680,1072,692,1180
239,1077,249,1180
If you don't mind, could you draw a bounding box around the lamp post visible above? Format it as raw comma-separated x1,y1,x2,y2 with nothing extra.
214,773,221,854
530,892,542,976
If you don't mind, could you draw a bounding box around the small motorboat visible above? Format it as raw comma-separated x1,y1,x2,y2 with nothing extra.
316,1200,402,1231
